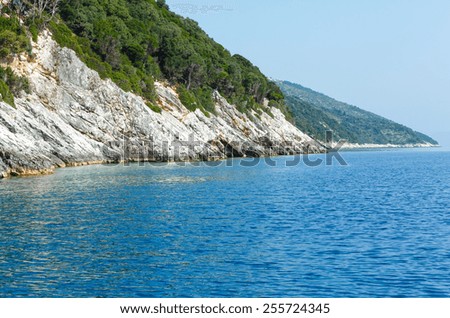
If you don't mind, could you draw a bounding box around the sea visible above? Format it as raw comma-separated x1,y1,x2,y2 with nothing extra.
0,148,449,297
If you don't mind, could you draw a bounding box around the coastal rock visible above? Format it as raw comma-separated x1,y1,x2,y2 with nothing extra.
0,31,323,178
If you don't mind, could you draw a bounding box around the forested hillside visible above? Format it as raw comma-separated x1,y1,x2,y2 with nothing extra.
278,81,438,145
54,0,288,115
1,0,287,115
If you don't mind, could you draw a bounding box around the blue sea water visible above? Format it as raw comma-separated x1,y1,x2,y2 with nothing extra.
0,148,449,297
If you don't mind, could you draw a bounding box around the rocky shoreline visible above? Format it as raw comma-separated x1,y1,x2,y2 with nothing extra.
339,142,437,150
0,32,323,178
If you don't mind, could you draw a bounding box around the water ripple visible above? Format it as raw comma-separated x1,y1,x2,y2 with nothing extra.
1,149,450,297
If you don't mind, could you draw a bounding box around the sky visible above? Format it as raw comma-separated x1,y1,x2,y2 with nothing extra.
166,0,450,146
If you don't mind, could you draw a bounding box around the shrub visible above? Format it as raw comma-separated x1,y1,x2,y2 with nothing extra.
177,85,197,111
29,23,39,42
0,16,31,58
0,80,15,107
146,102,162,113
0,66,30,108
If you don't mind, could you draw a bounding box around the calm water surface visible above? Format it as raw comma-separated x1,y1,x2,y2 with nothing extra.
1,149,449,297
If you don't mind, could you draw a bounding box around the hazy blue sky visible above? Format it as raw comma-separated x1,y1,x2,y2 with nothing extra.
166,0,449,146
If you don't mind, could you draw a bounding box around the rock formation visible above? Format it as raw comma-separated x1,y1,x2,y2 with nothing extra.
0,32,323,178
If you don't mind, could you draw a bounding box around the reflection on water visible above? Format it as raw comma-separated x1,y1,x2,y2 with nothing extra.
1,150,450,297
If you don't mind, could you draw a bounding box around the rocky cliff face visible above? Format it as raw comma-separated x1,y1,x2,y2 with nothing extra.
0,31,323,178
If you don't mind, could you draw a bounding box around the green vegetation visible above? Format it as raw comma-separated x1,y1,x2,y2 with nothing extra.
146,102,162,114
0,66,30,107
53,0,285,114
0,10,32,107
278,81,438,145
49,20,157,102
177,85,215,114
0,15,31,58
1,1,287,115
0,79,15,106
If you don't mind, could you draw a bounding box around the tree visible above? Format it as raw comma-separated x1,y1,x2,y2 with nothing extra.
185,54,205,90
26,0,60,24
11,0,27,16
156,0,169,10
93,17,130,69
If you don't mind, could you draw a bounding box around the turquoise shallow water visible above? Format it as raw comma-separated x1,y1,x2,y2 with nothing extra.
0,149,449,297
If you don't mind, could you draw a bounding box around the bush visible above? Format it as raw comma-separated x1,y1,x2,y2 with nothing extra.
0,16,31,58
0,66,30,91
193,87,215,114
146,102,162,113
85,56,112,79
29,23,39,42
0,80,15,107
139,73,157,101
49,21,84,56
177,85,197,111
111,71,132,92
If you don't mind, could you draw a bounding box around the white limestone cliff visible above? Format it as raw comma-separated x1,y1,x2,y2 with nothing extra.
0,31,323,178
